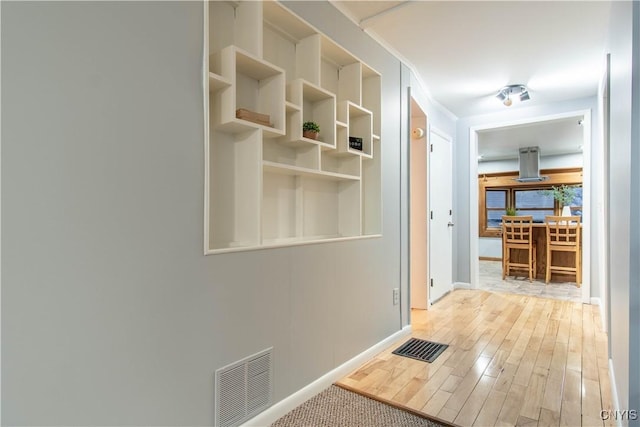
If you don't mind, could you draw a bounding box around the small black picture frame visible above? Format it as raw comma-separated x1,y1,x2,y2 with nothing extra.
349,136,363,151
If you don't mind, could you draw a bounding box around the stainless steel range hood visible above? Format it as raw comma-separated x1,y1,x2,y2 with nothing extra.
516,146,548,182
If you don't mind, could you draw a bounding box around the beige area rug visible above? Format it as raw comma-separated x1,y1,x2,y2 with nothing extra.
271,384,453,427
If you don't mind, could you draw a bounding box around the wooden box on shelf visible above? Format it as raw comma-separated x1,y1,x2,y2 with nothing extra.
236,108,272,127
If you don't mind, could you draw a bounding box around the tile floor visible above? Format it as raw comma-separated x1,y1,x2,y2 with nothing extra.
478,259,583,303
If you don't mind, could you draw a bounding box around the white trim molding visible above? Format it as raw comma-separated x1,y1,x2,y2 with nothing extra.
241,325,412,427
608,358,623,427
453,282,473,290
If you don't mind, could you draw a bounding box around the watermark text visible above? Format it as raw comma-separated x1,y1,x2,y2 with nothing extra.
600,409,638,421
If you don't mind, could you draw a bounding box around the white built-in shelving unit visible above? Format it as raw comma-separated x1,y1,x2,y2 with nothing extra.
205,0,382,254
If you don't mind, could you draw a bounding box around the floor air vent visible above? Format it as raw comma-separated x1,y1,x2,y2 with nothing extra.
215,348,272,427
392,338,448,363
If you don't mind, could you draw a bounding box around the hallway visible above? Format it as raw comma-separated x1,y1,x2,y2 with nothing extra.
337,290,612,426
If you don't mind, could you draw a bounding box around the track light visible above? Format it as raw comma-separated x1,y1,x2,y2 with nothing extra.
496,84,530,107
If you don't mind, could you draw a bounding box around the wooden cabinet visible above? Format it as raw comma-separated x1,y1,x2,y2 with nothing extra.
204,1,382,254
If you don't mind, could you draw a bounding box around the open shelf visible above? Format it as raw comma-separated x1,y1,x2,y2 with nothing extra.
205,0,381,253
263,161,360,181
286,101,301,112
209,72,232,92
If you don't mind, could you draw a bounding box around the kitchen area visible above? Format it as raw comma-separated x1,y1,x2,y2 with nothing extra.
476,117,585,302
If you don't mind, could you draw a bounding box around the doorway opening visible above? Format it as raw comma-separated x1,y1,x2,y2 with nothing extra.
409,95,454,318
469,110,592,304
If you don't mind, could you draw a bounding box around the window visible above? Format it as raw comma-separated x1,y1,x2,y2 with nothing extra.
514,189,554,223
569,187,583,216
478,169,582,237
486,189,507,228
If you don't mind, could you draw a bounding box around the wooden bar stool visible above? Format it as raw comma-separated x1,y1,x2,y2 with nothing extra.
502,215,536,282
544,215,581,286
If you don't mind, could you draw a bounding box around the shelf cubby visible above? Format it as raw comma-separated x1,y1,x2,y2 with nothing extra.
320,35,359,96
208,1,236,55
301,178,361,239
333,123,349,157
261,169,360,245
362,138,382,236
262,170,300,243
338,62,362,105
209,72,232,93
294,34,322,86
263,139,319,170
336,101,373,158
208,129,262,250
362,64,382,137
287,79,336,148
210,45,285,138
263,1,319,84
321,150,361,178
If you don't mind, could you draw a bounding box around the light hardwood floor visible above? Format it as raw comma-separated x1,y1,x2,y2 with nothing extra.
336,290,613,427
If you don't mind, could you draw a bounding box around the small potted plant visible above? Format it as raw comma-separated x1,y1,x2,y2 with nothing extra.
505,206,517,216
302,121,320,140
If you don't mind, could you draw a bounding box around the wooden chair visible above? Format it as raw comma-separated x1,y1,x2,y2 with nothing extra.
502,215,536,282
545,215,581,286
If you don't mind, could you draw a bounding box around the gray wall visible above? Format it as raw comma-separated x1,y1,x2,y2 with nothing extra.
1,1,457,425
0,1,454,425
606,0,640,420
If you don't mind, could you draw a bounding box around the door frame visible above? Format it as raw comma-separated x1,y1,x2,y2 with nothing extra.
468,109,592,304
409,95,429,310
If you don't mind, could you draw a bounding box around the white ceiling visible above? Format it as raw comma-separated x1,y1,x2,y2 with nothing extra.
477,116,585,161
329,1,611,159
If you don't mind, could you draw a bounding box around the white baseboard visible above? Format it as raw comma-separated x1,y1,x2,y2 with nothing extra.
241,325,413,427
453,282,472,290
609,358,623,427
591,297,607,332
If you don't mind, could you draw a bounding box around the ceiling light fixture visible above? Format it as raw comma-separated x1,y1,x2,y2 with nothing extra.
496,84,530,107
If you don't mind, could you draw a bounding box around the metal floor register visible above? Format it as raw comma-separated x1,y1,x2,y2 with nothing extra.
392,338,449,363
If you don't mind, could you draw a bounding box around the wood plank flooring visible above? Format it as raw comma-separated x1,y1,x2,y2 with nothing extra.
336,290,612,427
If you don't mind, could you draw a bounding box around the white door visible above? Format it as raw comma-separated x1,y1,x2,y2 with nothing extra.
429,128,453,304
